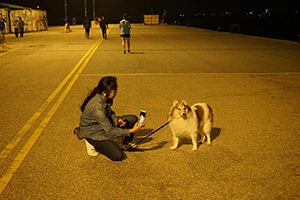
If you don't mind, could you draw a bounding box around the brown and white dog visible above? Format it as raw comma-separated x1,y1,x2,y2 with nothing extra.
168,100,213,151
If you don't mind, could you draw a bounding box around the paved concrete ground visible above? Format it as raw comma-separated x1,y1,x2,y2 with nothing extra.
0,24,300,199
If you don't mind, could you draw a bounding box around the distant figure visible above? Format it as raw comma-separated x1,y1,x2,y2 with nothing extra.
83,17,91,38
0,13,7,44
63,23,72,33
34,16,38,31
99,16,108,39
19,17,24,37
72,17,76,25
13,19,19,37
161,10,167,24
119,13,131,54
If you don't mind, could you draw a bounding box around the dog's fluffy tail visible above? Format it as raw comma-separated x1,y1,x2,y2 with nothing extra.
193,103,213,123
207,104,213,123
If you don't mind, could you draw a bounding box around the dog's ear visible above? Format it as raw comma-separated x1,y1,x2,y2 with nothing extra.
173,100,179,107
181,99,187,105
169,100,178,117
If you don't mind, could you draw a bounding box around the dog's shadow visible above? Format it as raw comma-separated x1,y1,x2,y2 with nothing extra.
132,127,221,150
179,127,221,147
132,128,168,151
211,127,221,141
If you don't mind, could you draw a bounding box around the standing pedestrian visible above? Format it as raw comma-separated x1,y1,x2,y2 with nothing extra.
13,19,19,37
0,14,7,44
72,17,76,25
83,17,91,38
99,16,108,39
19,17,24,37
119,13,131,54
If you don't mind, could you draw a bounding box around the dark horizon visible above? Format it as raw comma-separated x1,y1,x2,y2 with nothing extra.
1,0,300,41
1,0,299,23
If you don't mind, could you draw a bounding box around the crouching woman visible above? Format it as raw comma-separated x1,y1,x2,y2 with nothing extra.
79,76,145,161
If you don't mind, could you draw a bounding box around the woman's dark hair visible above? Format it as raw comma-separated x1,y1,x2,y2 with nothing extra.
80,76,118,112
123,13,129,20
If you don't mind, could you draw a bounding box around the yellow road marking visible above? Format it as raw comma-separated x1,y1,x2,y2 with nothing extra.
0,25,114,194
0,40,100,166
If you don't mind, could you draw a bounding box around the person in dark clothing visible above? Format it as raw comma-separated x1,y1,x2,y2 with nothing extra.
83,17,91,38
13,20,19,37
19,17,24,37
0,14,7,44
99,16,108,39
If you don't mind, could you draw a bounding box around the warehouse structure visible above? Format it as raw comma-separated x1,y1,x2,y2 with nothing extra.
0,3,48,33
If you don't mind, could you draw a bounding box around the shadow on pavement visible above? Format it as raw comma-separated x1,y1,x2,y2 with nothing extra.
171,127,221,149
129,128,169,151
133,141,168,152
211,127,221,141
129,51,145,54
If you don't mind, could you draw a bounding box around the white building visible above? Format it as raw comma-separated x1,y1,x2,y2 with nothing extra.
0,3,48,33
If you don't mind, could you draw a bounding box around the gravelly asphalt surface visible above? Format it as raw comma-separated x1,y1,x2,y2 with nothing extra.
0,24,300,199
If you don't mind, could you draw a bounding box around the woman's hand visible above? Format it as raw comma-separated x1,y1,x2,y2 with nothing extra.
115,118,126,127
129,122,145,133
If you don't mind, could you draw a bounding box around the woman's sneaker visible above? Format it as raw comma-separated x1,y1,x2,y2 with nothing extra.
73,127,84,140
85,140,99,156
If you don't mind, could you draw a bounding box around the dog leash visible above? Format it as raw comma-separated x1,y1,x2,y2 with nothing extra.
131,119,172,148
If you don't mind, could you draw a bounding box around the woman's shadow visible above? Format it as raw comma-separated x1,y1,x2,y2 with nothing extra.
131,128,168,151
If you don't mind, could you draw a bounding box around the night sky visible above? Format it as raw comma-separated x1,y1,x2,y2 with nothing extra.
1,0,299,25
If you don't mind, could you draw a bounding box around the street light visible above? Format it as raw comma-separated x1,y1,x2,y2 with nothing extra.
64,0,68,23
93,0,95,21
84,0,87,18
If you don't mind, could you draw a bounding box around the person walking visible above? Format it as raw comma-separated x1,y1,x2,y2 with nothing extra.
83,17,91,38
79,76,145,161
72,17,76,25
19,17,24,37
0,14,7,44
99,16,108,39
119,13,131,54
